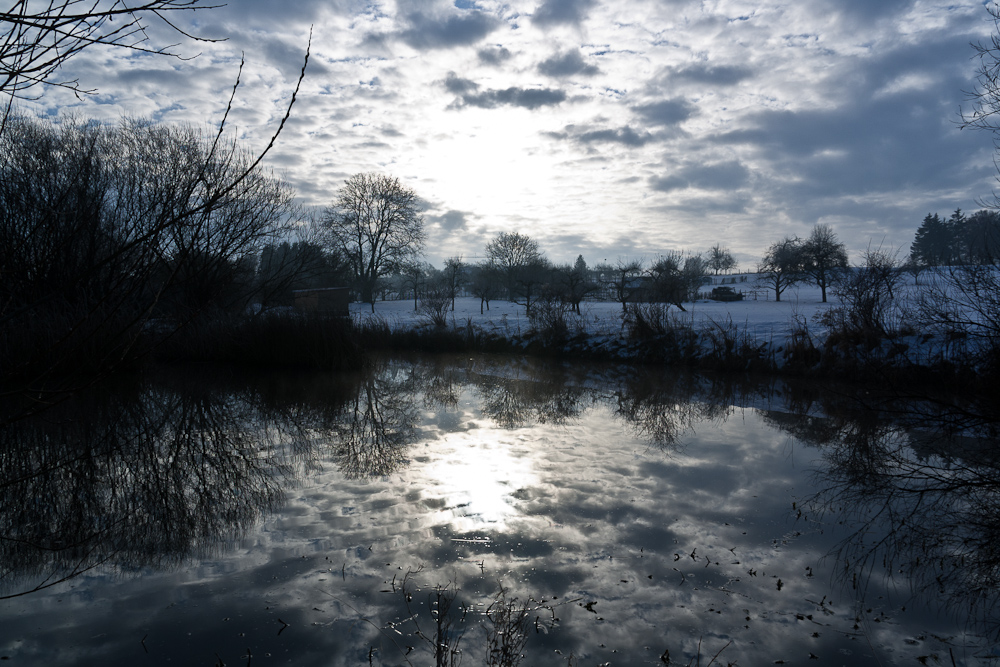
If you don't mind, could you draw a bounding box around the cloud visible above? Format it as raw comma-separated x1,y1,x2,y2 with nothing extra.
450,86,567,110
427,209,470,231
478,45,512,66
670,63,753,86
632,99,696,127
545,123,654,147
649,161,751,192
579,126,653,146
538,50,601,77
443,72,479,95
371,7,501,51
532,0,597,28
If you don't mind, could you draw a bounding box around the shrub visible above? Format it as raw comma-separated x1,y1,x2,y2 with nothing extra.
419,292,451,328
527,295,571,345
622,303,699,363
830,246,909,339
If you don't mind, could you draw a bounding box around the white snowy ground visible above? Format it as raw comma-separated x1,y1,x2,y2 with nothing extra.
350,275,847,343
347,272,975,369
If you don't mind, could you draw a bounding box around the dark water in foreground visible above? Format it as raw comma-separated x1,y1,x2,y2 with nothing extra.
1,354,999,666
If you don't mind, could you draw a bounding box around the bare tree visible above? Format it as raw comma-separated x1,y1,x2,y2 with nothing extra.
646,252,706,312
470,262,501,314
397,261,431,311
1,1,222,128
831,246,906,338
961,3,1000,210
595,257,644,312
321,173,425,313
441,256,465,311
757,236,805,302
0,112,304,398
555,255,597,314
707,243,737,275
484,231,542,301
802,223,849,303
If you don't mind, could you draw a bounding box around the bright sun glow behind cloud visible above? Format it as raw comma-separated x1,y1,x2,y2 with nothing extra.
416,111,561,230
20,0,998,266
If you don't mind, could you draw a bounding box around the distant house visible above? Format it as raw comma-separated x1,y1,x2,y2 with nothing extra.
292,287,351,315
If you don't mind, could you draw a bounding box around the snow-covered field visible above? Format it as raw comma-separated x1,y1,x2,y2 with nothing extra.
350,278,847,343
346,271,981,371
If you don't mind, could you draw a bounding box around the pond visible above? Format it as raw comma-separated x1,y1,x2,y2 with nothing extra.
1,354,998,665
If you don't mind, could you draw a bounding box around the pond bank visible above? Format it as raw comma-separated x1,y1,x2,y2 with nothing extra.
349,295,986,393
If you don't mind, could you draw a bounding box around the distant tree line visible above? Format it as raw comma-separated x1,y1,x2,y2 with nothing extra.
909,209,1000,266
361,230,737,320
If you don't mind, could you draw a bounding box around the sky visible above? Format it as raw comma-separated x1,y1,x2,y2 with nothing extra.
21,0,1000,267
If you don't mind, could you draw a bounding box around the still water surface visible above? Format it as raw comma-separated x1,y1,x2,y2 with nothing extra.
1,354,998,665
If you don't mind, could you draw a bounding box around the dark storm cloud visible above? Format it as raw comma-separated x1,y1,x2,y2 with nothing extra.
478,44,512,65
532,0,597,28
427,209,470,231
372,8,501,51
670,63,753,86
544,124,654,146
403,10,499,49
450,85,567,110
821,0,914,22
716,90,979,197
705,25,991,205
649,161,750,192
444,72,479,95
578,126,653,146
538,50,601,77
633,99,696,126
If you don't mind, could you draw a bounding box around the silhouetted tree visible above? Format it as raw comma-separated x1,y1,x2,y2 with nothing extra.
595,258,643,312
470,262,502,314
955,209,1000,263
707,243,737,275
321,173,425,312
555,255,598,314
647,252,705,312
802,224,849,303
757,236,805,302
484,231,542,301
256,235,347,308
510,258,552,316
1,1,221,128
441,256,466,311
910,213,953,266
0,115,302,386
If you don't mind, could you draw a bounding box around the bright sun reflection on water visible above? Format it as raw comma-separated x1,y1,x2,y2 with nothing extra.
421,430,538,532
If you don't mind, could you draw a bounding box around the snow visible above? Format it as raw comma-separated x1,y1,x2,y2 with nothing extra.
346,271,977,371
349,276,843,343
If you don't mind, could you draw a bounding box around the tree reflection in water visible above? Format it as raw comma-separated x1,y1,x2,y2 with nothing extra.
766,393,1000,639
329,360,420,478
0,370,353,598
612,368,742,450
469,357,585,429
3,354,1000,665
